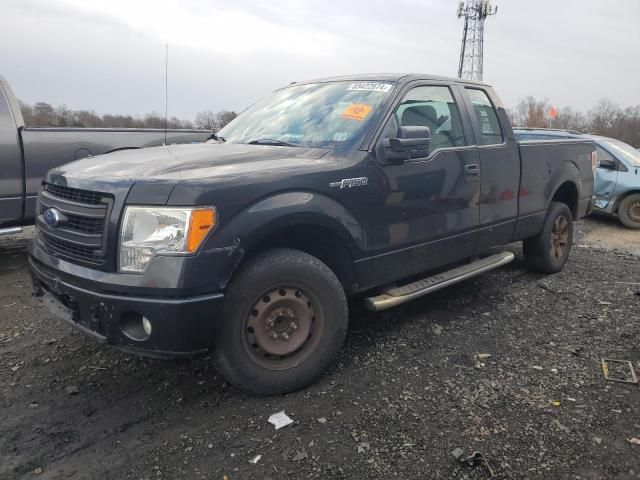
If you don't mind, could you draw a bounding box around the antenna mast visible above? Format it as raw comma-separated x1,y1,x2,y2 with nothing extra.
164,43,168,145
457,0,498,81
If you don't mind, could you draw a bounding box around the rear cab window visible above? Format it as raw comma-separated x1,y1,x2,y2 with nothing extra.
465,88,504,146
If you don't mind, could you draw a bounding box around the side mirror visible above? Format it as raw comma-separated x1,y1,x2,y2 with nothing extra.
598,158,616,170
383,126,431,163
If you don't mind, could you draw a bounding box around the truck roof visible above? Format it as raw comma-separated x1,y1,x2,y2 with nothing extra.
280,73,491,89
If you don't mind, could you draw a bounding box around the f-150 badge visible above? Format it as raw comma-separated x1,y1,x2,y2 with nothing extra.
329,177,368,189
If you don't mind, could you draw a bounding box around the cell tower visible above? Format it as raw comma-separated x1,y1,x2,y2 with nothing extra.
457,0,498,81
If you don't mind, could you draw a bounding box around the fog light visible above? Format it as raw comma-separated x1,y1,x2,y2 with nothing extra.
120,311,151,341
142,316,152,336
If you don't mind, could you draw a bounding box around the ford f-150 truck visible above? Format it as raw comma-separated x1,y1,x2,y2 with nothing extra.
0,75,212,235
29,74,596,394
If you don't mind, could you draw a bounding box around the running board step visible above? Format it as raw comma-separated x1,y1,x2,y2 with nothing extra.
365,251,515,312
0,227,22,236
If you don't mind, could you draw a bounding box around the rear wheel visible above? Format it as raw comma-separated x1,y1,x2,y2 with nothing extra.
523,201,574,274
213,248,348,395
618,194,640,229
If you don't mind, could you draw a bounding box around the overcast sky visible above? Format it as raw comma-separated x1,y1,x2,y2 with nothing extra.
2,0,638,120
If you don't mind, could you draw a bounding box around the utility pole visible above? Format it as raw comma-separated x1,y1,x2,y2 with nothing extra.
457,0,498,81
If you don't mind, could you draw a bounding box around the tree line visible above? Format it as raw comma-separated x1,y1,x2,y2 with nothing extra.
508,97,640,148
18,100,237,132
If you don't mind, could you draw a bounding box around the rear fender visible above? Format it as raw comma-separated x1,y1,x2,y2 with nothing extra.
546,161,581,210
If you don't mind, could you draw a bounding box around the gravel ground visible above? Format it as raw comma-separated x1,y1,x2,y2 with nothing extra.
1,219,639,480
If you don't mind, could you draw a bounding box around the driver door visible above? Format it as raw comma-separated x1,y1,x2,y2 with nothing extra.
368,83,481,286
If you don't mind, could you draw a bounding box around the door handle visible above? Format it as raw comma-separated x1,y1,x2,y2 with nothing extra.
464,164,480,175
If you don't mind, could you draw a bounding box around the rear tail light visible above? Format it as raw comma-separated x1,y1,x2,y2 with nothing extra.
591,150,598,177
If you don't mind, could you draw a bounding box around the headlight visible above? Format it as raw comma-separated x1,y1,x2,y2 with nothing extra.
119,206,216,273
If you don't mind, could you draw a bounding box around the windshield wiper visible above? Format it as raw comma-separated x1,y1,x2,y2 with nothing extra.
247,138,302,147
207,133,226,143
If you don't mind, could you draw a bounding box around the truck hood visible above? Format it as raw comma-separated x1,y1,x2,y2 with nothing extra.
54,143,331,182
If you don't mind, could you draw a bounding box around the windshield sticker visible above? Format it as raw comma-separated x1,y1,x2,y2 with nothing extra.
347,82,392,93
341,104,373,122
333,132,348,142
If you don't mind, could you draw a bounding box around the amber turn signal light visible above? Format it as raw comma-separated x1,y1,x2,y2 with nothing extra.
186,208,216,252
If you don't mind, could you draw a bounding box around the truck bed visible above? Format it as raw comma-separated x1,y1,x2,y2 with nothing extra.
515,138,595,238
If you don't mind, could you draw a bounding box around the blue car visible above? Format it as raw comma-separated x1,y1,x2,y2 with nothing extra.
514,129,640,229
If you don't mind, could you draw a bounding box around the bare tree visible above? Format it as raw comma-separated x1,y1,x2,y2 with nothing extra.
215,110,238,130
550,107,588,132
194,110,237,131
76,110,103,128
513,96,550,128
31,102,56,126
509,95,640,148
195,110,217,130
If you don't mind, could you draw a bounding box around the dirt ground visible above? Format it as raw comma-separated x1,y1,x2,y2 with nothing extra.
1,218,639,480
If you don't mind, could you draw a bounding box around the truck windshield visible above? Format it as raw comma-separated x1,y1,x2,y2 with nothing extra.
217,81,396,149
600,139,640,167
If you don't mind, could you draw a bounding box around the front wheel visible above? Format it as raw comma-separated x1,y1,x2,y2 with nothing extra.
213,248,348,395
523,201,574,274
618,194,640,229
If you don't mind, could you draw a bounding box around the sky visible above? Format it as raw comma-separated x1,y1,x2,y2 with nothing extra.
2,0,639,121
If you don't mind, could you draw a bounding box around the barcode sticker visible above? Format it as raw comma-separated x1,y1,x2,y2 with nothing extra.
347,82,393,93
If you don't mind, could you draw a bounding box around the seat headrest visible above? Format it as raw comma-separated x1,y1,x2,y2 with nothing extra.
402,105,438,128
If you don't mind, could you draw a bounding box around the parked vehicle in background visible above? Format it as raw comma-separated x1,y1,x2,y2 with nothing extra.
515,128,640,229
30,74,595,395
0,75,213,235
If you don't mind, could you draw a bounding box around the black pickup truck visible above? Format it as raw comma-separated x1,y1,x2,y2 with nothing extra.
29,74,596,394
0,75,212,235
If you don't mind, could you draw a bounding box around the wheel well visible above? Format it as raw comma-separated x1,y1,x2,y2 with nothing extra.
552,182,578,218
242,225,357,294
613,190,640,212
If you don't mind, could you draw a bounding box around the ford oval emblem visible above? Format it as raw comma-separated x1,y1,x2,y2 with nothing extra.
43,208,62,228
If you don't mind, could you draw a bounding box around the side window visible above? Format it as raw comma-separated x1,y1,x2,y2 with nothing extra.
389,85,466,151
466,88,503,146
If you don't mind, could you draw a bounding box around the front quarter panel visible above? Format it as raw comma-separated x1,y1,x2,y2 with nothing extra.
166,150,376,290
195,190,368,290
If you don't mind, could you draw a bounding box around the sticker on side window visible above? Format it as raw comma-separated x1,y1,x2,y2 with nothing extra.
341,104,373,122
347,82,392,93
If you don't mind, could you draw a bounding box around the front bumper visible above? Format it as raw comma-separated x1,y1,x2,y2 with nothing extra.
30,256,224,358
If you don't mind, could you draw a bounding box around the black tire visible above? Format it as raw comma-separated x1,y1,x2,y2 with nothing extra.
213,248,348,395
523,201,574,274
617,194,640,229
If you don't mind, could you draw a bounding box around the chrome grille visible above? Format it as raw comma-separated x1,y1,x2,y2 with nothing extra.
37,183,112,264
40,207,106,234
44,184,103,205
40,231,97,260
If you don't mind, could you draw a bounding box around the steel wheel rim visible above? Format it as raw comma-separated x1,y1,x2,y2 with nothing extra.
549,214,569,262
242,286,324,371
626,200,640,223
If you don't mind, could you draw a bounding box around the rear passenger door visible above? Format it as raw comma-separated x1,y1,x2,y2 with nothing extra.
368,83,481,286
462,87,520,252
